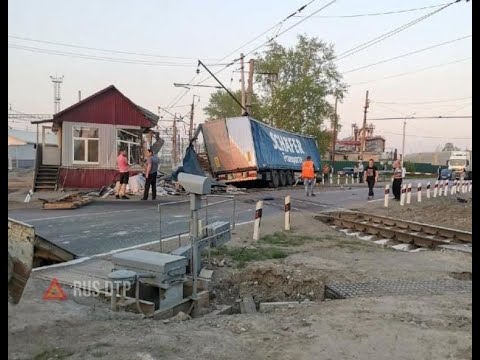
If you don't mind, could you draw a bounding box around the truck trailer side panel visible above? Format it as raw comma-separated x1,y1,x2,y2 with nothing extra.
249,119,321,171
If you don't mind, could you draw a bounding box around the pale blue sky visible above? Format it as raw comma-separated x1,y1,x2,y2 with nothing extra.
8,0,472,153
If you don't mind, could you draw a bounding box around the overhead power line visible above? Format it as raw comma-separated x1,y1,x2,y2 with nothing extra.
373,96,472,105
368,115,471,120
343,35,471,74
349,56,472,86
383,131,471,140
294,3,450,18
8,35,220,61
8,44,228,67
336,1,462,61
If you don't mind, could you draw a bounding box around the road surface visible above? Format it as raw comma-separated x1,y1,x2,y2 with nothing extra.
8,177,446,257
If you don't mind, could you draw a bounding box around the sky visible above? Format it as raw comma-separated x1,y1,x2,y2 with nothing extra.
8,0,472,154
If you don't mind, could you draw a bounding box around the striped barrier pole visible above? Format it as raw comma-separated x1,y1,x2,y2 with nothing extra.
426,182,431,199
400,184,406,206
337,175,340,185
451,180,456,195
406,183,412,204
384,185,390,208
345,174,349,185
463,180,467,193
469,180,472,192
253,200,263,241
417,183,422,202
329,175,333,185
284,196,291,231
433,180,438,198
439,180,444,196
456,180,460,194
444,180,449,196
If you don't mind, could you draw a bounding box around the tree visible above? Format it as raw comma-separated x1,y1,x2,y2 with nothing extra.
442,142,460,151
255,35,347,154
203,90,266,120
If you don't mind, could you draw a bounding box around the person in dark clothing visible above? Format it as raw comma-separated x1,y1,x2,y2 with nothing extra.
142,149,160,200
363,159,378,200
392,160,402,200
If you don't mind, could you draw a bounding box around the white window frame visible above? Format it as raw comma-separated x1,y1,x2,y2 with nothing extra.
117,129,142,165
72,126,100,165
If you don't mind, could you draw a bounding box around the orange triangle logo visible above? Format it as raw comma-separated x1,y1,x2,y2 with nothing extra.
42,278,67,301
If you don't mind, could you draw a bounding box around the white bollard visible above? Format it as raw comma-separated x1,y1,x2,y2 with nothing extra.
284,196,291,231
451,180,456,195
384,184,390,207
433,180,438,198
357,175,360,184
253,200,263,241
444,180,449,196
345,174,349,185
329,175,333,185
469,180,472,192
406,183,412,204
417,183,422,202
400,184,406,206
456,180,460,193
337,175,340,185
462,180,467,193
439,180,444,196
426,182,431,199
322,176,325,185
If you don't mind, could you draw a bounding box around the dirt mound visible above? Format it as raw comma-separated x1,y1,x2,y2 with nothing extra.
233,263,326,303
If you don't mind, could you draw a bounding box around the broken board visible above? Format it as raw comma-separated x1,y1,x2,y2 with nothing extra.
40,193,93,210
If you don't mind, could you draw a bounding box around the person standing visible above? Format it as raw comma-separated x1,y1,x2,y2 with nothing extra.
115,149,130,199
322,164,330,183
302,155,316,197
358,161,364,183
142,149,160,200
392,160,402,201
363,159,378,200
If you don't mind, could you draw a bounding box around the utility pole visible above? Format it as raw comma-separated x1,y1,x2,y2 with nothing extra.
246,58,255,115
172,114,177,169
401,119,406,169
240,53,246,115
189,95,196,141
50,75,64,114
331,97,339,166
359,90,369,160
78,90,82,102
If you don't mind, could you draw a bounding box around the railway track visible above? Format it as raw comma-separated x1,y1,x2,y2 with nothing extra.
315,211,472,252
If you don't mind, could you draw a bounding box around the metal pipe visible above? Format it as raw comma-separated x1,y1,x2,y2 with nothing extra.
232,196,236,230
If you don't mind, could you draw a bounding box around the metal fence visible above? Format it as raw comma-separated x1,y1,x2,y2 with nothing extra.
157,195,236,253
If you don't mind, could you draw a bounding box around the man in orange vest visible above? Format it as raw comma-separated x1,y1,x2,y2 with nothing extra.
302,155,316,197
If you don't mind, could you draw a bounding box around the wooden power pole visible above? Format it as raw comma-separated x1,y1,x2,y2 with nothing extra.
172,114,177,169
240,53,246,114
359,90,369,160
246,58,255,115
331,96,338,166
189,95,195,141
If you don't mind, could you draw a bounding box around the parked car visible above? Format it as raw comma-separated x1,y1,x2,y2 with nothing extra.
337,167,355,176
439,168,454,180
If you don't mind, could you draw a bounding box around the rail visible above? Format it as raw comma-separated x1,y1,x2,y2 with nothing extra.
315,211,472,249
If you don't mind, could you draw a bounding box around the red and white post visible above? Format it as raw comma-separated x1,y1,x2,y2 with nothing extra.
400,184,406,206
417,183,422,202
433,180,438,198
439,180,444,196
426,182,431,199
384,184,390,208
284,196,291,231
406,183,412,204
253,200,263,241
451,180,457,195
444,180,449,196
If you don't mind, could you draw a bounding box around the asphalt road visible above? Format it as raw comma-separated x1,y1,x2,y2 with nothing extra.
8,177,448,257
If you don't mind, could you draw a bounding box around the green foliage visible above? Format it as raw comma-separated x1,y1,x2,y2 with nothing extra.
203,90,266,119
203,35,346,155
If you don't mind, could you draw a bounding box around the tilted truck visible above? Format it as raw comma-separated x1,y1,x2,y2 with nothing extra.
193,116,321,187
447,150,472,180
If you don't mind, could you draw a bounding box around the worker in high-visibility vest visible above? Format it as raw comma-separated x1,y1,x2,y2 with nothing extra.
302,155,316,197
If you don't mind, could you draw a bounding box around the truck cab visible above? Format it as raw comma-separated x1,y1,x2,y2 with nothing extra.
447,151,472,180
